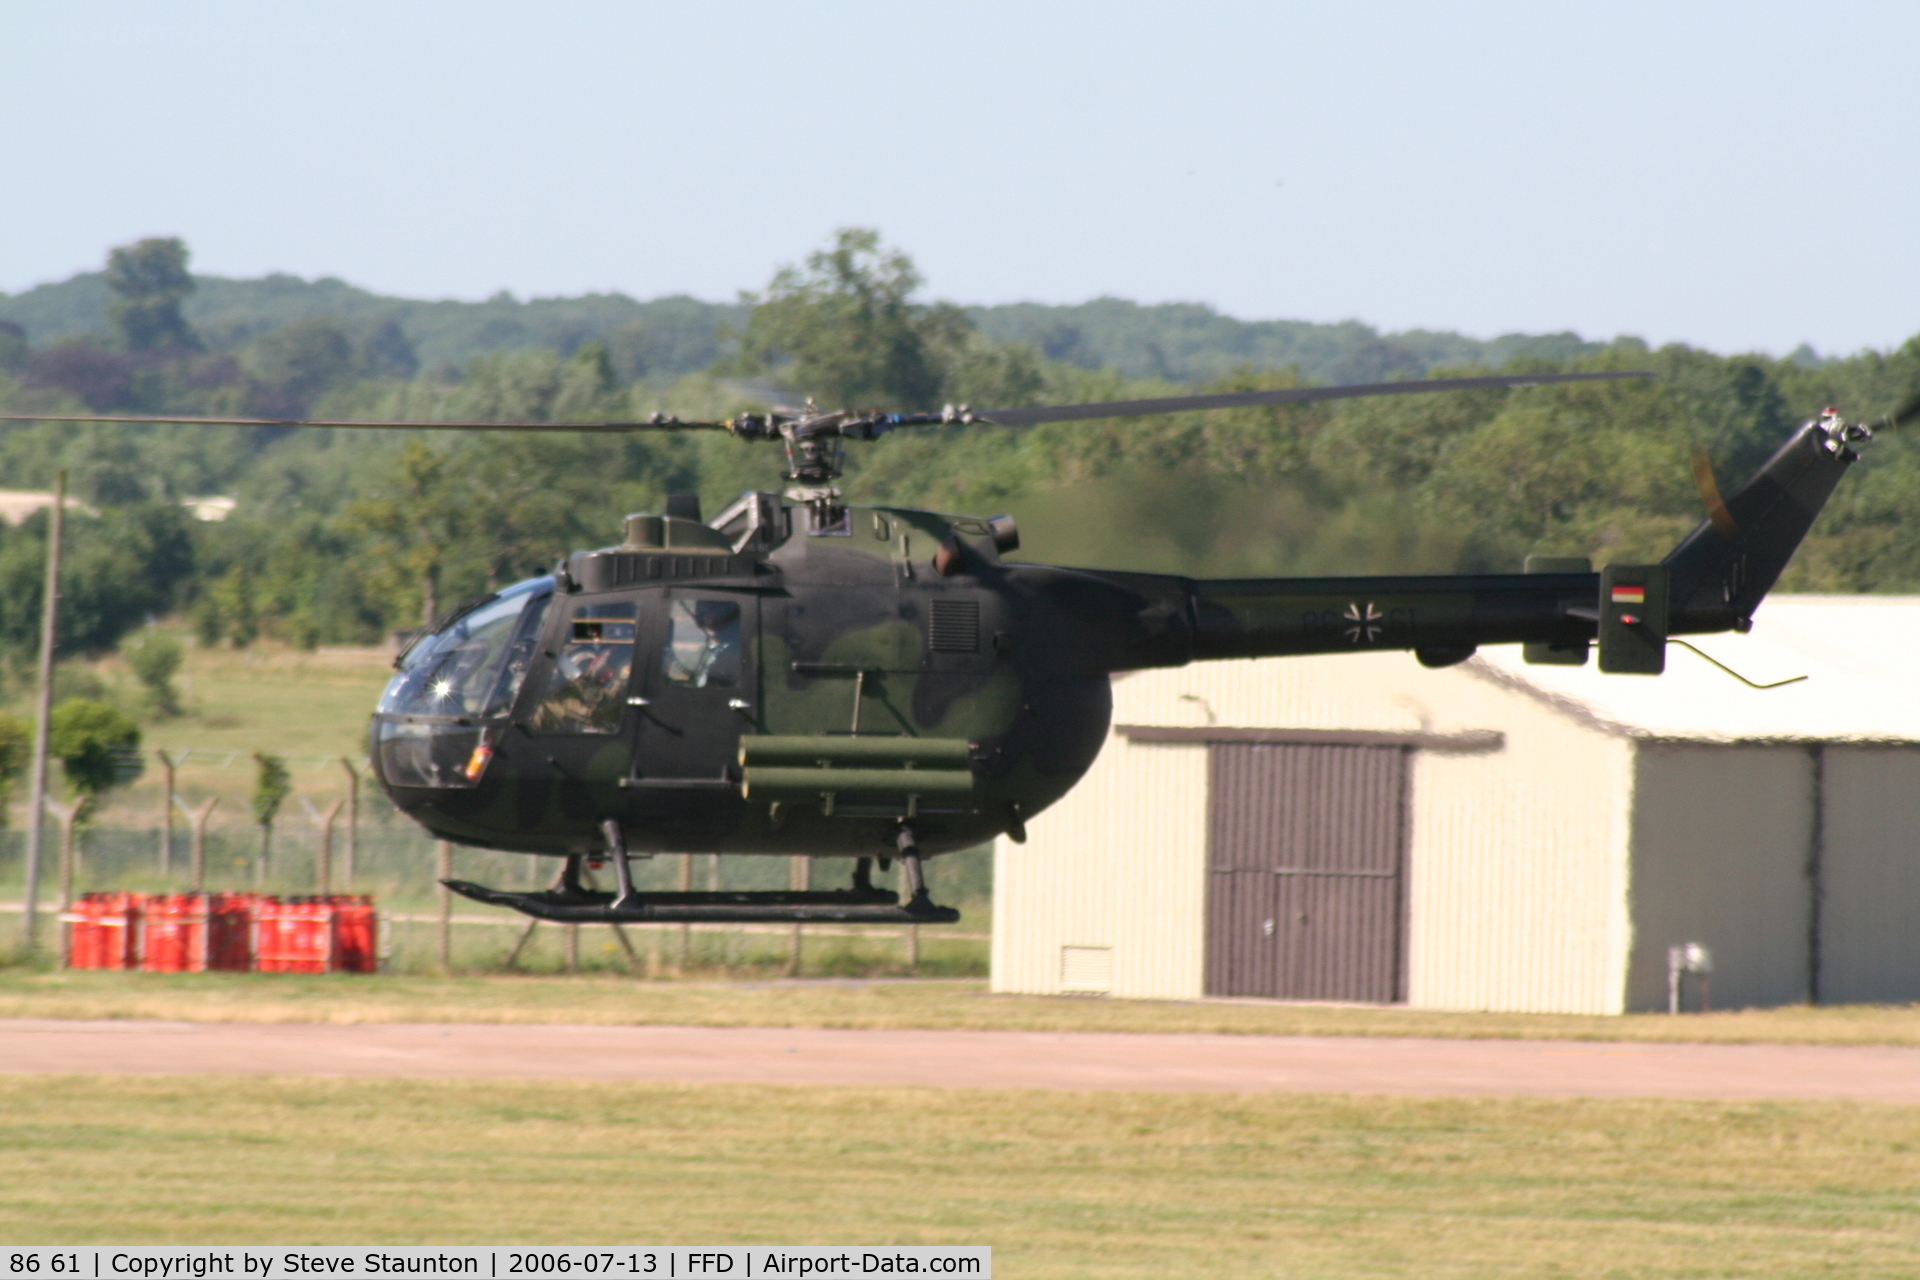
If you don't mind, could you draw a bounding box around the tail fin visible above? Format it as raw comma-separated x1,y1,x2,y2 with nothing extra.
1664,411,1868,635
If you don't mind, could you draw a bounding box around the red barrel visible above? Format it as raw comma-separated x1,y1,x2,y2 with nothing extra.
208,893,257,971
106,892,143,969
252,896,294,972
66,892,140,969
255,897,334,974
141,894,213,972
63,894,102,969
68,891,378,975
140,894,180,972
330,896,377,973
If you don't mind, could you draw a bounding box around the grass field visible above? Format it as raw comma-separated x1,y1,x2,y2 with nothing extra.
2,1076,1916,1275
13,637,393,827
7,969,1920,1046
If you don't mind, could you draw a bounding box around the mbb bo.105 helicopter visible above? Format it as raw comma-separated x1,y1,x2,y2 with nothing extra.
8,372,1878,926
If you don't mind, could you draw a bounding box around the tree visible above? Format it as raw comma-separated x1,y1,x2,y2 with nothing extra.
339,346,644,629
359,317,419,380
24,339,136,411
48,698,142,818
252,752,291,866
124,629,184,715
343,442,458,627
248,318,356,416
0,501,200,661
732,228,967,408
105,237,199,353
0,321,26,376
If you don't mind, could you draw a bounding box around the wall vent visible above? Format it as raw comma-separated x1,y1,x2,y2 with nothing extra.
1060,945,1113,994
929,598,981,653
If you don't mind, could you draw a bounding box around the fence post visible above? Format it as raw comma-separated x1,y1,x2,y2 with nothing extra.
315,800,343,895
677,853,692,973
435,839,452,972
177,796,218,893
156,749,178,877
338,758,360,888
300,797,345,895
787,855,807,977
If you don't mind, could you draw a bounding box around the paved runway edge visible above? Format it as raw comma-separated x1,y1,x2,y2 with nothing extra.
5,1018,1919,1102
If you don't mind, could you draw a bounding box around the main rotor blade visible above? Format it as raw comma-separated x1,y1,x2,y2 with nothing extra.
0,369,1652,435
974,370,1654,428
0,413,725,431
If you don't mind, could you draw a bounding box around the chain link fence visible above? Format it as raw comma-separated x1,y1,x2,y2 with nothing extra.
0,822,992,977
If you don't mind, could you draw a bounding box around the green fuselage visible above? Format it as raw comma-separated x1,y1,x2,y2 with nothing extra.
372,497,1600,861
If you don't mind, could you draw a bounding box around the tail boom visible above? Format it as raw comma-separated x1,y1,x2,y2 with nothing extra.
1045,414,1864,673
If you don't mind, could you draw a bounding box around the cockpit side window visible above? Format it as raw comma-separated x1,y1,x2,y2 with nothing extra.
662,598,742,688
529,602,639,733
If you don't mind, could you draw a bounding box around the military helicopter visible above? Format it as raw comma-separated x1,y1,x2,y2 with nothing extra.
5,371,1877,926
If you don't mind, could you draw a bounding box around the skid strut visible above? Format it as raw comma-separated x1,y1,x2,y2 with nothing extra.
602,817,644,912
895,824,933,914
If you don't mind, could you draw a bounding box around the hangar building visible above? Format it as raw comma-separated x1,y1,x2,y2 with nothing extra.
991,596,1920,1014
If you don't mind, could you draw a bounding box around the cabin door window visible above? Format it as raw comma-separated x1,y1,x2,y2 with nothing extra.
661,598,744,689
527,601,639,734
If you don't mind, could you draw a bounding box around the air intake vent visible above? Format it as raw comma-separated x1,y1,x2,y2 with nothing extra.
928,599,980,653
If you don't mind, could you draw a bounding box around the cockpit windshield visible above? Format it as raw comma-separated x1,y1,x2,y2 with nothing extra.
379,577,552,719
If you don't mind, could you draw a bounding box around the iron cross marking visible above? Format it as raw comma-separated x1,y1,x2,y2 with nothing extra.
1343,601,1384,643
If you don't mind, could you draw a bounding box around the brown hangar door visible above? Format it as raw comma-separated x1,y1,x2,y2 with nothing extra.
1204,742,1409,1002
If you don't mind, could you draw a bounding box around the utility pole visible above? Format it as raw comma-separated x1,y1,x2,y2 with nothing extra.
22,470,66,955
47,796,84,968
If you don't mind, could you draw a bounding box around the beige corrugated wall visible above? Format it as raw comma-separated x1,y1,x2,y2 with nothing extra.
1408,677,1632,1015
991,723,1211,999
993,653,1637,1012
1818,746,1920,1004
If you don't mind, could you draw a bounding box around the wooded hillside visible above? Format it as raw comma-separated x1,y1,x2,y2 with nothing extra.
0,230,1914,667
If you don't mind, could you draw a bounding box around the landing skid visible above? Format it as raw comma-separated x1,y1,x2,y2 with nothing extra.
442,879,959,924
448,823,960,925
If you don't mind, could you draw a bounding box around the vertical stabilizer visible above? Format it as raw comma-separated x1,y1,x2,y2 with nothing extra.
1664,413,1867,636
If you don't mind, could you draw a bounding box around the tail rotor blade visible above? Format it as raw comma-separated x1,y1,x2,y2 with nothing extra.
1691,448,1738,535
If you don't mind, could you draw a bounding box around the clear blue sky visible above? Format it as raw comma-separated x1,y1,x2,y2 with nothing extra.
3,1,1915,356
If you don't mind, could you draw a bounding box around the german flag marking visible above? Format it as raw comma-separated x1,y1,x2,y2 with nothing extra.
1610,585,1646,604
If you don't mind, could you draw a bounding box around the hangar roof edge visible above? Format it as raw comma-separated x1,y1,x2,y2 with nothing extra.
1468,595,1920,745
